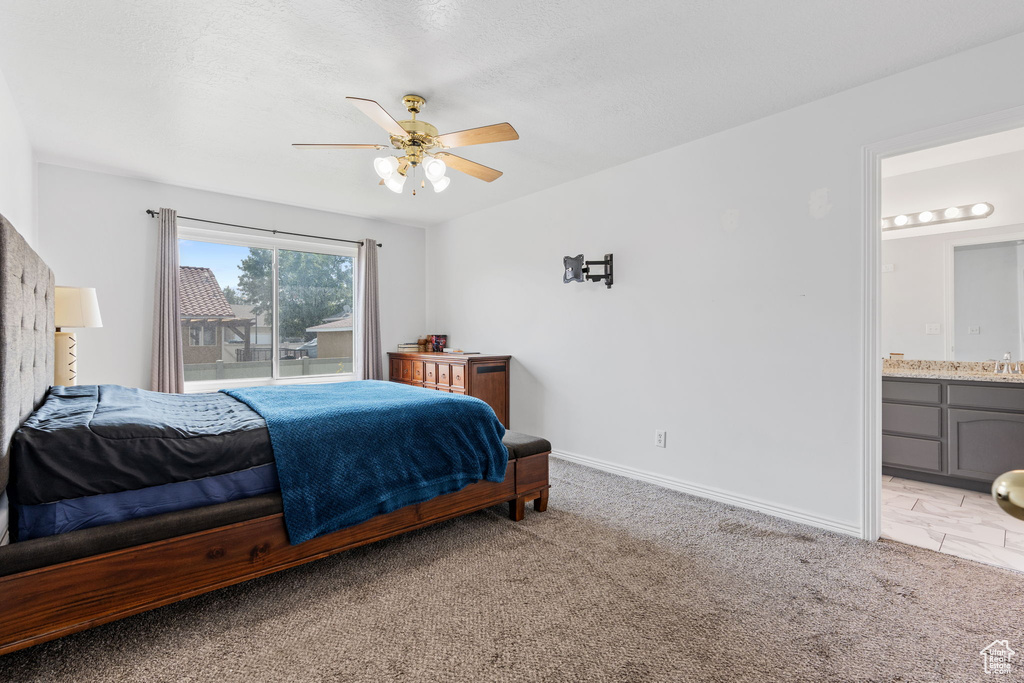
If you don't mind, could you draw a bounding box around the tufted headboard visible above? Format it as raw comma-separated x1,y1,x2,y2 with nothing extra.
0,214,54,545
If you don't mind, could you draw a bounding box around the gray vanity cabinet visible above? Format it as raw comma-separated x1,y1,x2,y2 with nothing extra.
883,377,1024,492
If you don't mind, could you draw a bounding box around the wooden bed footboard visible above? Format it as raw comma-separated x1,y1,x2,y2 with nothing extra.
0,452,549,656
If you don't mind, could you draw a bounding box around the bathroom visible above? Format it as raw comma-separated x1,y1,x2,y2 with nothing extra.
881,126,1024,570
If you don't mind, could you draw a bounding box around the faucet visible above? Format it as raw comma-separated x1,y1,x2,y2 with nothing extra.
995,352,1015,374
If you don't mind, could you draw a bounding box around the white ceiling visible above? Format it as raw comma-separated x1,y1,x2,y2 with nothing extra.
882,126,1024,178
2,1,1024,228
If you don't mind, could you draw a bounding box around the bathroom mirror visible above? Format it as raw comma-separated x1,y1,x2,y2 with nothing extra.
882,232,1024,361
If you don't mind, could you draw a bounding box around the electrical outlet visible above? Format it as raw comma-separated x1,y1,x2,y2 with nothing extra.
968,326,981,335
925,323,941,335
881,263,895,273
655,430,667,448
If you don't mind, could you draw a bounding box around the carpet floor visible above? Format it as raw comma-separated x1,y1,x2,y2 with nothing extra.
2,459,1022,682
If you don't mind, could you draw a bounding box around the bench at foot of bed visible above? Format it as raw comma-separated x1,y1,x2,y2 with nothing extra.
0,433,550,656
509,485,550,521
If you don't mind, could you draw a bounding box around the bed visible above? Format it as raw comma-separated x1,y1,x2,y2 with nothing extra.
0,214,551,655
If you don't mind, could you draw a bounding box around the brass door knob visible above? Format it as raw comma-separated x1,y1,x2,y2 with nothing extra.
992,471,1024,521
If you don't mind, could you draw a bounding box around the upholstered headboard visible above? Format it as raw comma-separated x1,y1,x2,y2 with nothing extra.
0,214,55,545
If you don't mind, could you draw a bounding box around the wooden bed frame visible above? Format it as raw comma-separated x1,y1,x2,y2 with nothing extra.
0,216,550,656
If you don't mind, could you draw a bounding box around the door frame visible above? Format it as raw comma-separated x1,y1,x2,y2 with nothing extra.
861,105,1024,541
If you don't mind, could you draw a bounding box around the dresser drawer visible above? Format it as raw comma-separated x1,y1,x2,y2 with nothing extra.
882,380,941,404
413,362,424,382
451,364,466,389
424,363,437,384
948,384,1024,412
882,435,942,472
401,360,414,382
882,403,941,437
437,363,451,387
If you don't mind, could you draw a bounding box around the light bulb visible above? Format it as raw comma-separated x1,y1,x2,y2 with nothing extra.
431,175,451,193
384,173,406,194
944,207,960,219
894,215,909,226
423,157,447,183
972,203,991,216
918,211,934,223
374,156,399,180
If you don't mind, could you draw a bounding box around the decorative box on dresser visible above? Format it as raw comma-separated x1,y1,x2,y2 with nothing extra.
388,352,511,427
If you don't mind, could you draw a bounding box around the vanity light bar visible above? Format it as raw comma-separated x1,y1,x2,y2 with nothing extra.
882,202,994,231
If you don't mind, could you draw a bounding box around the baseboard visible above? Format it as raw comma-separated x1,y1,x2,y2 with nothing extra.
551,449,862,538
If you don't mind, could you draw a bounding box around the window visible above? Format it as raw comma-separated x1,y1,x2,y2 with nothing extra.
189,323,218,346
178,229,356,388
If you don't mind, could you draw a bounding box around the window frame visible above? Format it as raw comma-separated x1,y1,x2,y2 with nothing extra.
178,224,359,393
188,322,218,347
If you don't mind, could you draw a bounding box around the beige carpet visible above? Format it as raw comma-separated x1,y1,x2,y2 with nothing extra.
2,459,1023,682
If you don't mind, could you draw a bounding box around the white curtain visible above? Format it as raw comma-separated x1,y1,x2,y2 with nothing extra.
355,238,383,379
150,208,184,392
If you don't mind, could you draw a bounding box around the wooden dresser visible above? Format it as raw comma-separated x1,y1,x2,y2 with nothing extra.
387,352,510,427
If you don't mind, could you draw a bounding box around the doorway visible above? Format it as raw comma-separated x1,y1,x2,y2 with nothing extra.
869,118,1024,571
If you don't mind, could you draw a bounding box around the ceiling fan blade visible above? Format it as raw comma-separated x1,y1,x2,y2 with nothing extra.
346,97,409,139
435,153,503,182
292,143,388,150
435,123,518,149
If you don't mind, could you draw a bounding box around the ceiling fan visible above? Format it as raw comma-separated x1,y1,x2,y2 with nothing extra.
293,95,519,194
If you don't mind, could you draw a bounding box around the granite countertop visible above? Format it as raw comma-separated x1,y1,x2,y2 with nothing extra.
883,359,1024,384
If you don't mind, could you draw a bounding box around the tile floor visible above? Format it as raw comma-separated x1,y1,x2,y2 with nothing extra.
881,475,1024,572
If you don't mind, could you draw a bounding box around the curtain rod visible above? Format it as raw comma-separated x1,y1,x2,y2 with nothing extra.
145,210,382,247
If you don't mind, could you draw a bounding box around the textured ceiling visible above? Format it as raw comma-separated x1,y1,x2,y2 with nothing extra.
2,1,1024,228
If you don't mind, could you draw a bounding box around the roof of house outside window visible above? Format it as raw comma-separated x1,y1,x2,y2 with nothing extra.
305,315,353,333
179,266,235,318
229,303,269,327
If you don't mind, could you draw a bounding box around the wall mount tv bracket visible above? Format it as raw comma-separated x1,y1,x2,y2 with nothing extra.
563,253,613,289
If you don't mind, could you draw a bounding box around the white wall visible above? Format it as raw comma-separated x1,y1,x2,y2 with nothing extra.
426,32,1024,536
0,66,34,245
36,163,425,388
881,223,1024,360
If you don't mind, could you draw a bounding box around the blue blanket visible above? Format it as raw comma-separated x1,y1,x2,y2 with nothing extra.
223,381,507,544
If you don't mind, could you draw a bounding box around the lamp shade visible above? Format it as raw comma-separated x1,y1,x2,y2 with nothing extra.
374,156,399,180
55,286,103,328
384,173,406,194
423,156,446,183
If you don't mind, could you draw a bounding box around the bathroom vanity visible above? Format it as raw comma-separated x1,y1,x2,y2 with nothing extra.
883,370,1024,492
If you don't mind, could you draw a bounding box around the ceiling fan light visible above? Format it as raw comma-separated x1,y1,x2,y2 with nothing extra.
384,173,406,193
423,157,447,183
431,175,451,193
374,156,399,180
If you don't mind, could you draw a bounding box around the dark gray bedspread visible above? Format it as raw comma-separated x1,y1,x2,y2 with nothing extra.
9,385,273,505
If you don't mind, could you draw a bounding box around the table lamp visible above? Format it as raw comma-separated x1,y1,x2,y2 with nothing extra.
54,286,103,386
